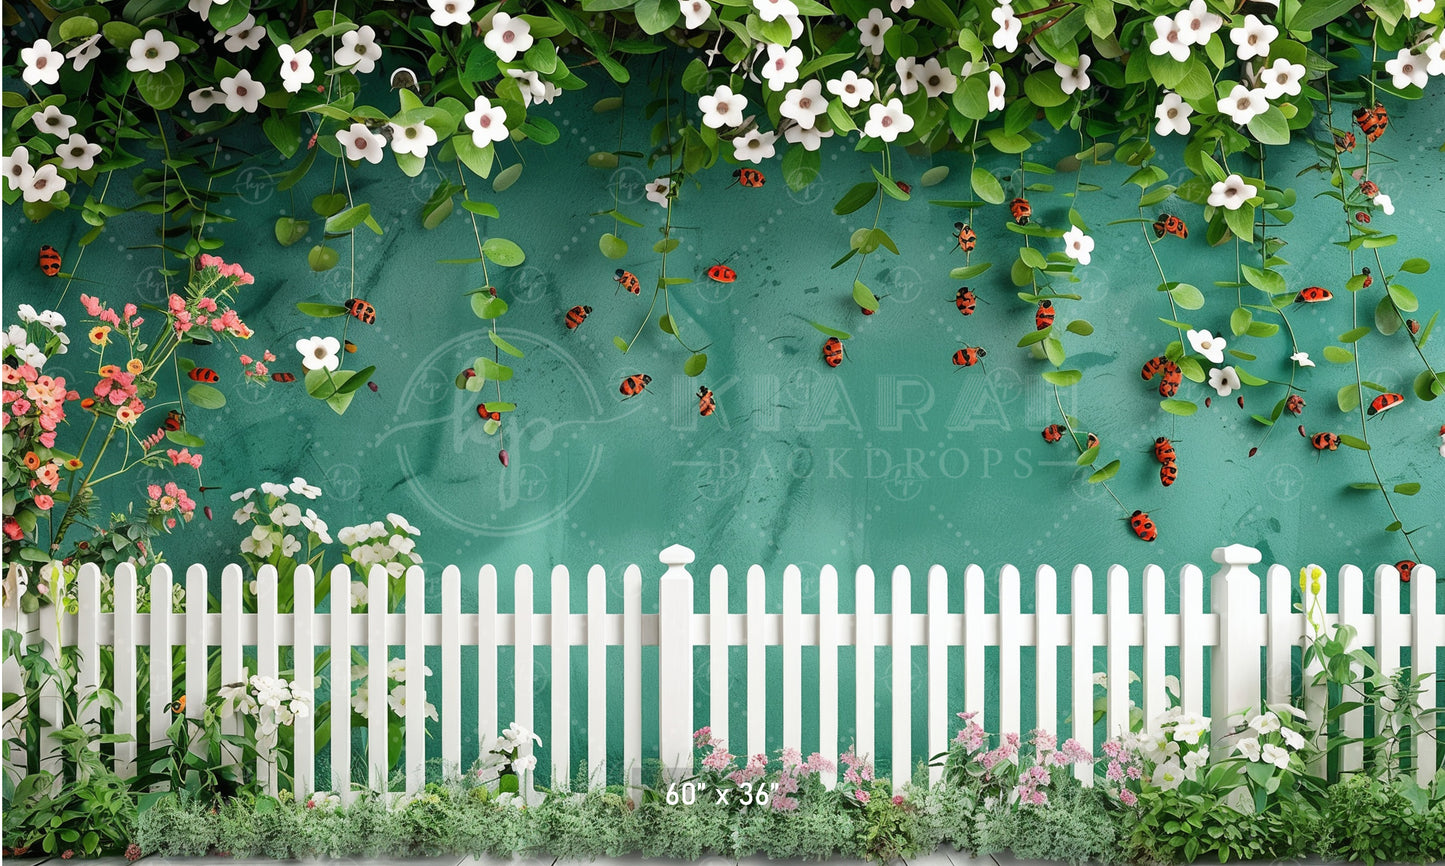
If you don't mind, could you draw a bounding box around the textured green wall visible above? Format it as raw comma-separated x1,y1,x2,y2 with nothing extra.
5,75,1443,783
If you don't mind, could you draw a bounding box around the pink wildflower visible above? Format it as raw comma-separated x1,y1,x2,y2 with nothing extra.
263,350,276,362
854,789,870,804
702,746,734,772
891,794,903,806
239,355,253,365
4,517,23,540
1119,789,1137,806
1126,764,1142,780
148,484,163,499
198,254,223,269
32,494,54,510
168,294,187,313
81,294,105,316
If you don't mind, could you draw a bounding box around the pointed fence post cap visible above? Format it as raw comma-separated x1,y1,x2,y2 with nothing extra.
1211,543,1261,566
660,544,696,567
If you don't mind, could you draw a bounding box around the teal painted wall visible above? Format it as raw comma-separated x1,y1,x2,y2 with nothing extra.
5,69,1443,783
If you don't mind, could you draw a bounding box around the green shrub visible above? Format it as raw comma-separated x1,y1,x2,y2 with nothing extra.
135,795,214,857
974,780,1121,866
733,782,856,860
1319,774,1445,865
632,798,734,859
533,789,640,859
909,776,979,854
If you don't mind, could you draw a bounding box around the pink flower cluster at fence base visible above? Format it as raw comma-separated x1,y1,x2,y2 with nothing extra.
691,727,838,811
146,481,197,527
943,712,1096,809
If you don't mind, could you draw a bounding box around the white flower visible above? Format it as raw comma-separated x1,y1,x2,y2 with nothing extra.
732,128,777,163
1280,727,1305,750
753,0,797,22
3,146,33,192
895,56,921,95
783,121,833,151
32,105,76,139
350,581,368,609
1229,14,1277,61
645,177,672,206
1152,758,1186,790
484,12,533,63
992,5,1021,53
987,70,1007,112
891,0,915,10
219,69,265,113
1150,16,1190,62
1259,58,1305,100
334,123,385,163
289,477,322,499
1208,365,1242,397
277,44,315,93
56,134,101,171
428,0,474,27
827,70,874,108
1062,225,1094,265
917,57,958,98
187,0,213,17
760,43,802,91
351,683,370,716
188,87,222,112
20,39,63,86
513,753,538,772
270,502,303,526
1426,37,1445,77
1154,92,1193,136
1404,0,1436,17
1174,0,1224,46
1056,54,1091,95
1236,736,1261,761
780,79,826,127
66,34,103,72
864,98,914,143
1183,748,1209,771
1218,84,1267,124
388,513,420,534
1172,714,1210,745
217,14,264,52
503,722,543,748
334,25,381,74
1208,173,1258,210
698,85,746,129
1385,49,1428,89
1373,193,1395,215
280,534,302,557
233,502,257,523
680,0,710,29
464,95,509,146
507,69,547,107
857,8,893,56
389,121,437,157
1290,351,1315,367
1249,711,1281,733
389,534,417,556
1187,329,1227,364
20,164,65,203
296,335,341,372
127,29,179,73
1260,743,1290,769
261,481,290,498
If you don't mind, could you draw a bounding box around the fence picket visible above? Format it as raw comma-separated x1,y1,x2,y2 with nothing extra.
926,565,948,784
77,565,101,736
367,564,388,794
658,550,693,777
747,565,766,758
114,563,138,777
148,564,175,763
1300,563,1328,778
478,564,498,763
1106,565,1130,740
963,565,984,731
1337,563,1366,772
1142,565,1166,724
1266,564,1294,706
293,565,315,799
551,565,571,787
1069,565,1093,785
405,566,425,794
2,565,27,786
709,564,730,751
891,565,911,786
819,565,838,790
623,564,642,802
330,563,353,803
1035,566,1058,742
999,565,1021,739
441,566,460,778
257,565,278,795
185,564,208,762
587,565,606,786
38,564,65,779
1178,564,1205,717
783,564,802,761
220,564,243,768
1411,565,1439,785
855,565,875,765
515,565,535,786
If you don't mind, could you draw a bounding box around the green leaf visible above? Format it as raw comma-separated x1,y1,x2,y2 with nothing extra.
1087,460,1120,483
1229,306,1253,336
165,430,205,448
853,281,879,312
1339,434,1370,451
593,97,623,113
1240,264,1286,294
1246,106,1290,145
834,181,878,215
949,263,992,280
481,237,526,267
684,353,707,376
296,302,348,318
325,204,372,233
1394,483,1421,495
479,359,514,381
872,167,910,201
186,383,226,410
1019,246,1047,269
1291,0,1363,31
1066,320,1094,336
1398,257,1430,274
274,217,309,247
1376,296,1403,335
1413,369,1443,401
472,295,508,319
658,314,676,335
1348,482,1382,491
970,167,1005,204
134,65,185,111
920,166,950,187
613,336,629,352
587,151,620,169
781,143,820,191
489,332,525,358
422,195,453,230
1042,369,1082,386
1323,346,1355,363
1387,283,1419,312
1338,384,1361,413
1223,204,1256,242
312,192,347,217
334,366,376,395
1169,283,1205,310
1160,399,1198,416
492,163,523,192
1339,326,1372,343
654,238,680,254
599,233,627,259
307,245,339,272
633,0,680,32
809,321,851,340
1076,446,1099,465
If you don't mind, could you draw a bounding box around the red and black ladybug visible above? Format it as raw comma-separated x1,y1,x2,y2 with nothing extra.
1334,131,1356,152
344,298,377,324
1286,394,1305,415
951,346,986,367
1042,424,1064,443
1160,461,1178,488
1295,286,1333,304
1353,103,1388,143
1360,267,1373,288
706,263,737,283
164,410,184,431
1152,214,1187,239
620,374,652,397
188,367,219,383
955,287,976,316
564,305,592,330
1129,510,1157,542
1153,437,1176,463
1358,180,1380,198
1158,361,1182,398
1367,393,1404,416
1311,431,1340,451
1141,356,1169,381
953,222,977,253
614,269,641,295
731,168,765,188
1407,318,1420,335
823,337,844,368
476,404,501,422
1396,560,1416,583
1009,197,1031,226
272,372,296,383
697,385,716,417
38,245,61,276
1035,300,1055,331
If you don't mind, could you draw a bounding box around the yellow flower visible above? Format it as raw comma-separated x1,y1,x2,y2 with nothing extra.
89,326,111,345
126,358,144,375
1299,565,1323,596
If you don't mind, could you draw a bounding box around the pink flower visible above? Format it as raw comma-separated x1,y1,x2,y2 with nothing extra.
263,350,276,362
123,303,137,320
702,746,734,771
198,254,224,269
1126,764,1142,780
197,297,218,312
1120,789,1137,806
35,463,60,489
254,363,267,376
3,517,23,540
11,398,31,415
168,294,187,313
81,294,104,316
854,789,870,803
38,431,55,448
32,494,53,510
891,794,903,806
239,355,253,365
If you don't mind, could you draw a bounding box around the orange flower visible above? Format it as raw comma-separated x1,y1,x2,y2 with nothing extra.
98,365,119,379
126,359,144,375
64,458,83,470
115,406,138,426
80,398,96,410
89,326,111,345
23,452,40,470
169,695,186,713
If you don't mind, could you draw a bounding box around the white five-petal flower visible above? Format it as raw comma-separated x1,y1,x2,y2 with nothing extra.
1063,225,1094,265
1155,92,1193,136
1174,0,1224,46
827,70,874,108
1426,37,1445,77
1218,83,1268,124
219,69,265,113
278,44,315,93
645,177,672,207
67,34,103,72
1150,16,1190,62
335,123,386,164
864,98,915,143
918,57,958,98
464,95,509,145
1056,54,1091,95
760,43,802,91
1187,329,1227,364
987,70,1007,112
56,134,101,171
1208,365,1242,397
1259,58,1305,99
780,79,826,127
992,5,1021,53
1403,0,1436,17
127,29,179,73
20,163,65,203
217,14,265,52
20,39,63,86
783,121,833,151
428,0,474,27
698,85,746,128
189,87,223,112
2,146,34,192
389,121,438,157
296,336,341,372
895,56,921,95
732,128,777,164
32,105,77,138
1290,351,1315,367
858,8,893,56
680,0,710,29
1229,14,1278,61
484,12,533,63
1385,49,1427,89
754,0,798,22
1208,173,1258,210
334,25,381,74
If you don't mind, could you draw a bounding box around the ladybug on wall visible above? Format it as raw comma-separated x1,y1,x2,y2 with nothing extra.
1129,510,1158,542
951,346,986,368
1035,300,1055,331
706,263,737,283
38,245,61,276
163,410,185,431
1286,394,1305,415
1295,286,1333,304
731,168,765,188
1152,214,1187,239
272,372,296,383
1042,424,1064,443
822,337,844,368
344,298,377,324
1009,197,1031,226
188,367,219,383
955,287,977,316
953,222,977,253
1367,393,1404,416
1153,437,1176,463
1395,559,1416,583
564,305,592,330
614,269,641,295
619,374,652,398
697,385,716,417
1353,103,1388,143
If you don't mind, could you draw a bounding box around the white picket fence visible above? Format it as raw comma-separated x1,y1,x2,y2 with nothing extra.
2,543,1440,804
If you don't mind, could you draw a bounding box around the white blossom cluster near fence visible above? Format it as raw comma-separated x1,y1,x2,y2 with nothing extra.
2,543,1440,803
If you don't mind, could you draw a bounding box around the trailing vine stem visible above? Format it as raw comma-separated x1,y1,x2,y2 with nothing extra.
456,160,506,458
1321,74,1421,564
1244,149,1303,458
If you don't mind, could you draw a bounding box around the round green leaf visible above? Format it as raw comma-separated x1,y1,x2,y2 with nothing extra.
970,167,1005,205
481,237,525,267
492,163,523,192
186,383,226,409
684,353,707,377
307,245,339,272
599,232,628,259
135,65,184,110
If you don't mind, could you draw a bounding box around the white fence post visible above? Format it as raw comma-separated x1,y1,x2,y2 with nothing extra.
658,544,695,779
1210,543,1263,746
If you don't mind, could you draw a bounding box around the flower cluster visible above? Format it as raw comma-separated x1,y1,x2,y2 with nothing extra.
218,674,312,751
1229,706,1308,770
339,513,423,606
473,721,542,783
840,745,877,804
349,658,440,723
238,350,277,383
690,729,835,812
165,255,255,342
1099,707,1211,804
145,481,197,529
943,713,1095,808
232,478,333,564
